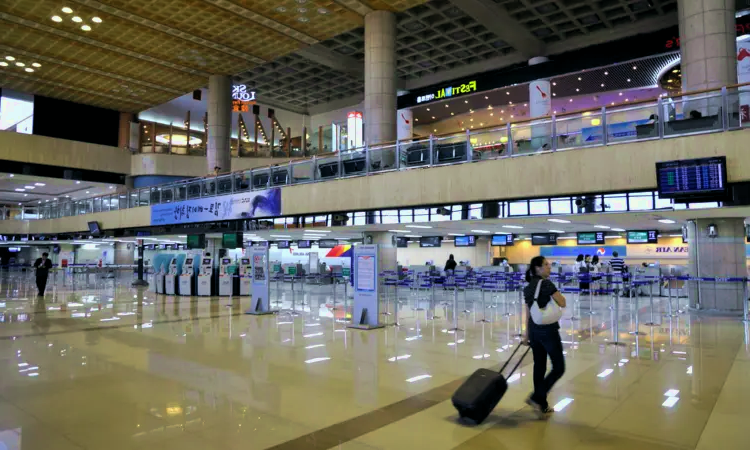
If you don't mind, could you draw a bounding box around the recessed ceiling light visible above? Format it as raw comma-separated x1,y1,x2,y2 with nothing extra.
31,62,41,68
108,186,114,189
552,82,556,86
619,92,623,96
471,230,491,234
601,83,605,87
578,77,582,81
24,186,34,189
576,88,580,92
317,7,328,14
604,71,608,75
81,25,92,31
0,62,7,67
593,225,610,229
502,225,523,229
276,6,287,12
15,62,24,67
448,233,465,236
23,194,27,197
431,116,435,119
5,56,15,61
51,15,63,22
62,7,73,14
405,225,432,229
34,183,45,186
632,66,637,70
92,16,102,23
297,16,309,22
14,189,24,192
24,68,34,73
549,230,565,233
72,16,82,23
464,100,468,103
611,228,625,232
75,181,81,184
627,78,631,82
388,230,409,233
426,108,430,111
85,191,90,194
658,219,676,224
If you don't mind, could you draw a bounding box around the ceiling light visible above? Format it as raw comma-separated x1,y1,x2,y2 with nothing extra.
464,100,468,103
304,357,330,364
627,78,631,82
276,6,287,12
662,397,679,408
448,233,465,236
597,369,614,378
431,116,435,119
75,181,81,184
576,88,580,92
388,230,409,233
15,62,24,67
24,186,34,189
24,68,34,73
549,230,565,233
34,182,45,186
604,71,608,75
426,108,430,111
502,225,523,229
659,219,676,224
445,104,449,108
109,186,114,189
5,56,15,61
578,77,582,81
92,16,102,23
0,62,7,67
14,189,24,192
81,25,92,31
632,65,637,70
297,16,309,23
552,82,556,86
405,225,432,229
51,15,63,22
611,228,625,232
404,235,422,238
31,62,41,68
85,191,90,194
72,16,82,23
601,83,605,87
548,219,570,223
62,7,73,13
593,225,610,229
406,374,432,383
471,230,490,234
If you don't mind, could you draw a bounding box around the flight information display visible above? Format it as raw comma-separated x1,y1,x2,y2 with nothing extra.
577,232,605,245
656,156,727,199
420,236,442,248
531,234,557,246
627,230,658,244
454,236,476,247
491,234,514,246
276,240,290,249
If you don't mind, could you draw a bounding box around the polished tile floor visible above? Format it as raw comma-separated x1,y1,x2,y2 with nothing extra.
0,271,747,449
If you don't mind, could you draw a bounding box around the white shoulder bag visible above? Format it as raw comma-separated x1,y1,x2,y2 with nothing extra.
529,279,563,325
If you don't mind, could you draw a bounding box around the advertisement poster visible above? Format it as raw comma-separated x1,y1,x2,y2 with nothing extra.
253,254,266,282
356,255,375,292
738,40,750,121
150,188,281,226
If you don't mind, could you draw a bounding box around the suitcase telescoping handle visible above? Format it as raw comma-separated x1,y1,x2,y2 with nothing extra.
498,344,531,377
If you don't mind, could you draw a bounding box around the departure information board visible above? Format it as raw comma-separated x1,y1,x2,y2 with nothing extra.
577,232,605,245
627,230,658,244
656,156,727,199
531,234,557,246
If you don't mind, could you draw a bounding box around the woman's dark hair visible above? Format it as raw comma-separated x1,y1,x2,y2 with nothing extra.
448,254,454,260
576,254,584,262
525,256,546,282
591,255,599,265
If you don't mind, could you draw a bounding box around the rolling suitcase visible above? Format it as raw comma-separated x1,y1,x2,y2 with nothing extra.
452,344,530,424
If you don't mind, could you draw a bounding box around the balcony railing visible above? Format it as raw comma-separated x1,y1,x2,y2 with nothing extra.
2,83,749,222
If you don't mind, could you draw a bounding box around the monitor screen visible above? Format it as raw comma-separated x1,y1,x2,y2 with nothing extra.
145,244,155,250
454,235,476,247
186,234,205,249
222,232,242,249
276,240,290,249
185,258,193,264
87,221,101,235
202,258,211,265
420,236,442,248
135,230,151,237
577,232,605,245
656,156,728,200
318,239,338,248
627,230,658,244
395,236,409,248
491,234,514,246
531,234,557,246
241,258,250,264
7,247,20,252
297,240,311,248
222,258,231,264
157,244,167,250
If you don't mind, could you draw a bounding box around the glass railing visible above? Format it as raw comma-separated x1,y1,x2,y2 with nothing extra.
3,84,749,222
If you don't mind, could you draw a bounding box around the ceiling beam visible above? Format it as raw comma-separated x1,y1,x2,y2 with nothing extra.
448,0,545,58
0,13,209,77
306,93,364,116
0,44,184,96
203,0,318,45
295,45,365,78
69,0,266,64
332,0,373,16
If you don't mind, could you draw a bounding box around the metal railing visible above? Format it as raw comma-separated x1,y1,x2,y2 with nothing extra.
2,84,749,222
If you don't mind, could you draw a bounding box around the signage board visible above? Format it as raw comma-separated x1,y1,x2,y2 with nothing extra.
415,80,477,105
577,232,605,245
350,244,382,329
627,230,658,244
150,188,281,226
246,246,272,315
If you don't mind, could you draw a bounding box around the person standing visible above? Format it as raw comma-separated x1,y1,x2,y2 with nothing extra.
523,256,566,418
444,254,457,273
609,251,625,294
33,252,53,297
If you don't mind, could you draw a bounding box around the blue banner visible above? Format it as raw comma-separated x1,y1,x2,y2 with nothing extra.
150,188,281,226
539,245,627,258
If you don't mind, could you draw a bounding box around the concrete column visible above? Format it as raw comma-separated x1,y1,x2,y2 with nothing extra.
207,75,232,173
528,57,551,150
364,11,397,146
687,218,747,312
678,0,737,115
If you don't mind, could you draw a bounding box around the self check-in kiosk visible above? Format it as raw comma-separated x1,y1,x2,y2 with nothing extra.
218,257,234,296
155,262,166,294
164,257,179,295
179,257,196,296
239,258,252,296
197,257,213,296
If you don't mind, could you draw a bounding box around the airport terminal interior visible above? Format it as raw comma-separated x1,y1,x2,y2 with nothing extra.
3,0,750,449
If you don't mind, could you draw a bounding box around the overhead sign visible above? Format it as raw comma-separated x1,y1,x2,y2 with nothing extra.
150,188,281,226
232,85,256,102
416,80,477,104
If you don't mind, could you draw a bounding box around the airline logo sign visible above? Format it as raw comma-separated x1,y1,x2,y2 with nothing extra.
629,245,688,259
416,80,477,104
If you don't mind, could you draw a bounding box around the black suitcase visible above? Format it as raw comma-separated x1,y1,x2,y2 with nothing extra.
452,344,530,424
